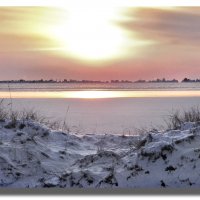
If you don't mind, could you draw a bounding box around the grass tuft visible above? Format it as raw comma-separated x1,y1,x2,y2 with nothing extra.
0,99,8,121
166,106,200,130
0,99,70,131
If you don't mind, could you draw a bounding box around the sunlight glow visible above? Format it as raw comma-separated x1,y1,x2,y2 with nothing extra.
1,91,200,99
1,0,200,7
47,1,130,62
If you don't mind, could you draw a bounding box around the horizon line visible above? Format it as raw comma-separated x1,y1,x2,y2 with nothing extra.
0,77,199,83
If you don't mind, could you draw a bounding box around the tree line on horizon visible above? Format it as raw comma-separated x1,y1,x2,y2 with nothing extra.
0,78,199,83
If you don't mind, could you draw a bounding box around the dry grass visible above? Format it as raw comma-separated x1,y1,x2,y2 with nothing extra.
166,106,200,130
0,99,69,131
0,99,8,121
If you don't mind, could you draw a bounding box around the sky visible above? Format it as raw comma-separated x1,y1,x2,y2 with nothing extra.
0,2,200,81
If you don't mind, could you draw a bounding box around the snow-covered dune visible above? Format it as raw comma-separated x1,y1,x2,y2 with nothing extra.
0,119,200,188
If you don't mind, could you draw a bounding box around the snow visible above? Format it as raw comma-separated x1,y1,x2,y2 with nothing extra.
0,119,200,188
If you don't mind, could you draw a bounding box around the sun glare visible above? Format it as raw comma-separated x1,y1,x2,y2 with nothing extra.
2,91,200,99
47,0,129,62
64,91,122,99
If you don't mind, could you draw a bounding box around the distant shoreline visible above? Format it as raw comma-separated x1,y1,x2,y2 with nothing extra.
0,77,200,84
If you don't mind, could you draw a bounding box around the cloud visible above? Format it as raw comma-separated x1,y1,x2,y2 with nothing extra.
120,7,200,47
0,7,67,53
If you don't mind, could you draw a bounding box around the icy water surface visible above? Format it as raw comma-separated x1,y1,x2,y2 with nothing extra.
1,82,200,134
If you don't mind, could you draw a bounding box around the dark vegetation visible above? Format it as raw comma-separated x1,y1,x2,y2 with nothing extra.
1,77,200,83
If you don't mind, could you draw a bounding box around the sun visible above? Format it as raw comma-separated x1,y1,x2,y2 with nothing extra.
47,0,129,62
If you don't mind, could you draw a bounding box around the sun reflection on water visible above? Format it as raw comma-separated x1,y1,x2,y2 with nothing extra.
1,90,200,99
